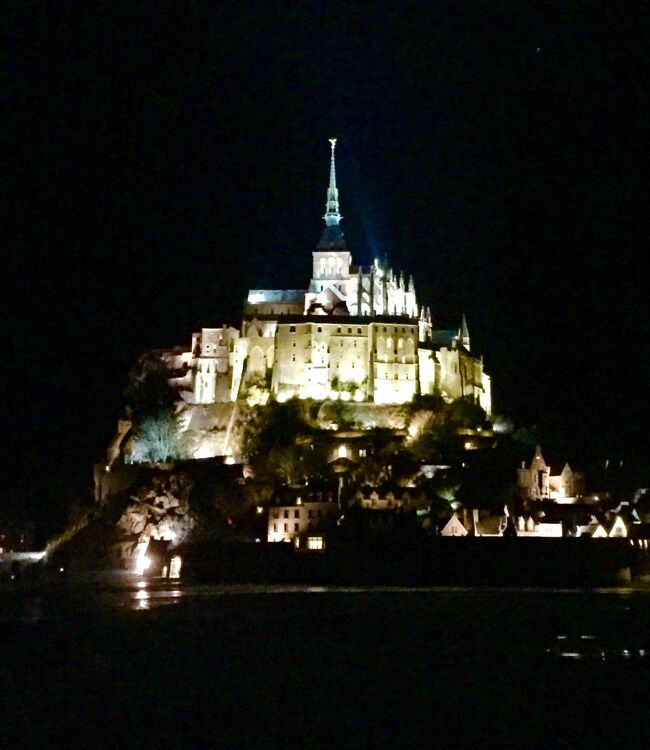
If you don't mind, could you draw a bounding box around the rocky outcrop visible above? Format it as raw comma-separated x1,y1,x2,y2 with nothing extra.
116,472,197,564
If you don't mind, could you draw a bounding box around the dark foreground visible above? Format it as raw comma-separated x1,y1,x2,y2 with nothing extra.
2,583,650,749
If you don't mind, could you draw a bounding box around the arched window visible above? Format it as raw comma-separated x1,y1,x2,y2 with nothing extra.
249,346,264,373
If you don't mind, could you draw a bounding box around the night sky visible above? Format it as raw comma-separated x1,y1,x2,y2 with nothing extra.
6,2,649,531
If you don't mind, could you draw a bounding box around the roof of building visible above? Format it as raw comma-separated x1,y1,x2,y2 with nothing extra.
317,223,346,249
247,289,305,303
429,330,459,348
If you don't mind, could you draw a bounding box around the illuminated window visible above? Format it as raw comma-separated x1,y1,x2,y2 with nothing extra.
307,536,324,550
338,445,348,459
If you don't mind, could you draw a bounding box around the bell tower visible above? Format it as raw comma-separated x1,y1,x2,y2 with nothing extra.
307,139,352,312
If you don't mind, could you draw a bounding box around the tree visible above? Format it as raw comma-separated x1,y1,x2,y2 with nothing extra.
129,411,181,463
239,398,313,460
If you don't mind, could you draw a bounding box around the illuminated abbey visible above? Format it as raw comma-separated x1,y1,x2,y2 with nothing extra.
164,140,491,417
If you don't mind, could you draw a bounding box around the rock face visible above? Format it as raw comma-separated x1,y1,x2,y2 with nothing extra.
176,402,239,459
116,472,197,565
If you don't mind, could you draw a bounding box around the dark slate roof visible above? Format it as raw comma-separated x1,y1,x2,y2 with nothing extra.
317,224,346,249
247,289,305,303
429,330,458,348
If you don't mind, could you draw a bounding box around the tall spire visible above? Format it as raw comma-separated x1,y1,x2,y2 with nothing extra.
324,138,341,226
317,138,345,249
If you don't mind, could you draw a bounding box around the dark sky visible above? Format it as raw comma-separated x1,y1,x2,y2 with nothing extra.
6,2,649,527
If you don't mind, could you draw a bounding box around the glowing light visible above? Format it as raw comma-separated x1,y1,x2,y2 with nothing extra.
340,391,351,401
338,445,348,459
248,292,266,304
137,581,147,589
608,516,628,538
256,506,264,514
135,554,152,575
169,555,182,579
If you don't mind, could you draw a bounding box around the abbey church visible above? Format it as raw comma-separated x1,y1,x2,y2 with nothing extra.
159,140,491,422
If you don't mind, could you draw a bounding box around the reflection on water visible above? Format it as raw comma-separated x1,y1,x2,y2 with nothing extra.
128,585,186,611
3,583,650,749
548,632,647,661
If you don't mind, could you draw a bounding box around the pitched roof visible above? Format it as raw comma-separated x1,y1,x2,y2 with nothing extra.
317,223,346,249
429,330,458,348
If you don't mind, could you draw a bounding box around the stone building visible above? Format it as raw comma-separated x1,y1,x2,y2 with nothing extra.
182,140,492,413
517,446,585,503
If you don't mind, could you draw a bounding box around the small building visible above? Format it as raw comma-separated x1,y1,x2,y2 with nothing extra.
440,512,468,537
267,495,339,548
517,446,585,503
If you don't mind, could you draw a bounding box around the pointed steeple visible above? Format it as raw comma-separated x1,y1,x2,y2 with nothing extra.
318,138,345,249
324,138,341,225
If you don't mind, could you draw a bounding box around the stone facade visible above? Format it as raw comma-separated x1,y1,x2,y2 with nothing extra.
517,446,586,503
174,141,491,414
